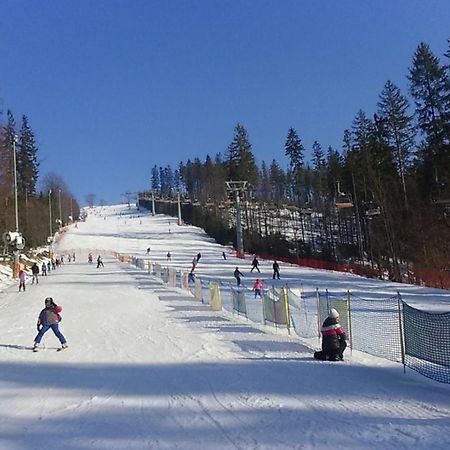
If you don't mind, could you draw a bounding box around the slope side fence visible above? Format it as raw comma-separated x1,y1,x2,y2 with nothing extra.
403,303,450,383
120,254,450,384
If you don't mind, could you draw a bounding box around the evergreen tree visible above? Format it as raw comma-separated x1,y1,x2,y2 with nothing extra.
408,43,450,200
312,140,325,170
0,110,16,198
311,140,327,206
409,43,449,147
285,127,304,169
17,115,39,197
164,165,174,197
151,165,159,193
377,80,415,207
325,145,344,199
269,159,286,202
284,127,305,203
159,166,166,196
259,161,271,201
225,123,258,186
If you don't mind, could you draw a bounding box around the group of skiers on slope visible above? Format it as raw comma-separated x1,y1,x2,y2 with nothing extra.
142,248,347,361
28,255,346,361
233,256,280,296
30,295,346,360
88,253,104,268
18,255,75,292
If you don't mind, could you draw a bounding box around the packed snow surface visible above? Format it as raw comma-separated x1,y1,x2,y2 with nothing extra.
1,204,449,450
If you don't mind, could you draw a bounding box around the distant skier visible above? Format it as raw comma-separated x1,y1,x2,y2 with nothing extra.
18,269,26,292
250,256,260,273
167,252,172,262
222,251,227,260
188,269,196,283
47,261,51,273
272,261,280,279
97,255,104,268
88,253,93,264
72,252,76,262
146,247,151,255
33,297,68,352
234,267,244,287
314,308,347,361
253,278,263,298
31,263,40,284
41,262,47,276
196,252,201,262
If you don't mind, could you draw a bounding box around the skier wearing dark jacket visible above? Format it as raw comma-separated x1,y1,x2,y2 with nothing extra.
31,263,40,284
33,297,67,351
314,308,347,361
234,267,244,287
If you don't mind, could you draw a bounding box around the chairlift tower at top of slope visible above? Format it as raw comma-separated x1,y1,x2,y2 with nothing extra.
225,181,249,257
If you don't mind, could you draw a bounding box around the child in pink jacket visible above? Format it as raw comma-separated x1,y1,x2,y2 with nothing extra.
253,278,263,298
18,270,26,292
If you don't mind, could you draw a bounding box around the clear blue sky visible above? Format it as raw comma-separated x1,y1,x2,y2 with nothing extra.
1,1,449,205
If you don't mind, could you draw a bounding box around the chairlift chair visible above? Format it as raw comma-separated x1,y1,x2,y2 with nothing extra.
335,193,354,208
364,201,381,217
335,181,353,208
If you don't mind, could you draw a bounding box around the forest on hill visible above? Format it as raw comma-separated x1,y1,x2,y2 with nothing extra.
141,40,450,284
0,110,80,248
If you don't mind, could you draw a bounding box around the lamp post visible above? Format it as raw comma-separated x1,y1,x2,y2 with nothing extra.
58,189,62,227
11,135,20,277
151,191,155,216
48,190,53,236
12,135,19,232
177,192,182,225
48,190,53,259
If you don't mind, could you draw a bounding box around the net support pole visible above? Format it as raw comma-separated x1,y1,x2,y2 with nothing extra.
397,291,406,374
283,285,291,335
316,288,321,341
347,290,353,354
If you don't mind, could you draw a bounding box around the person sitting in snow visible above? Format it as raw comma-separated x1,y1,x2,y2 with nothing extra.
314,308,347,361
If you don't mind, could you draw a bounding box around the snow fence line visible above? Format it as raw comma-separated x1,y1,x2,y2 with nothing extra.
118,253,450,385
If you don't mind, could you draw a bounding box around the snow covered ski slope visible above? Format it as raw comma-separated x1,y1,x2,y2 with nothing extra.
0,204,449,450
